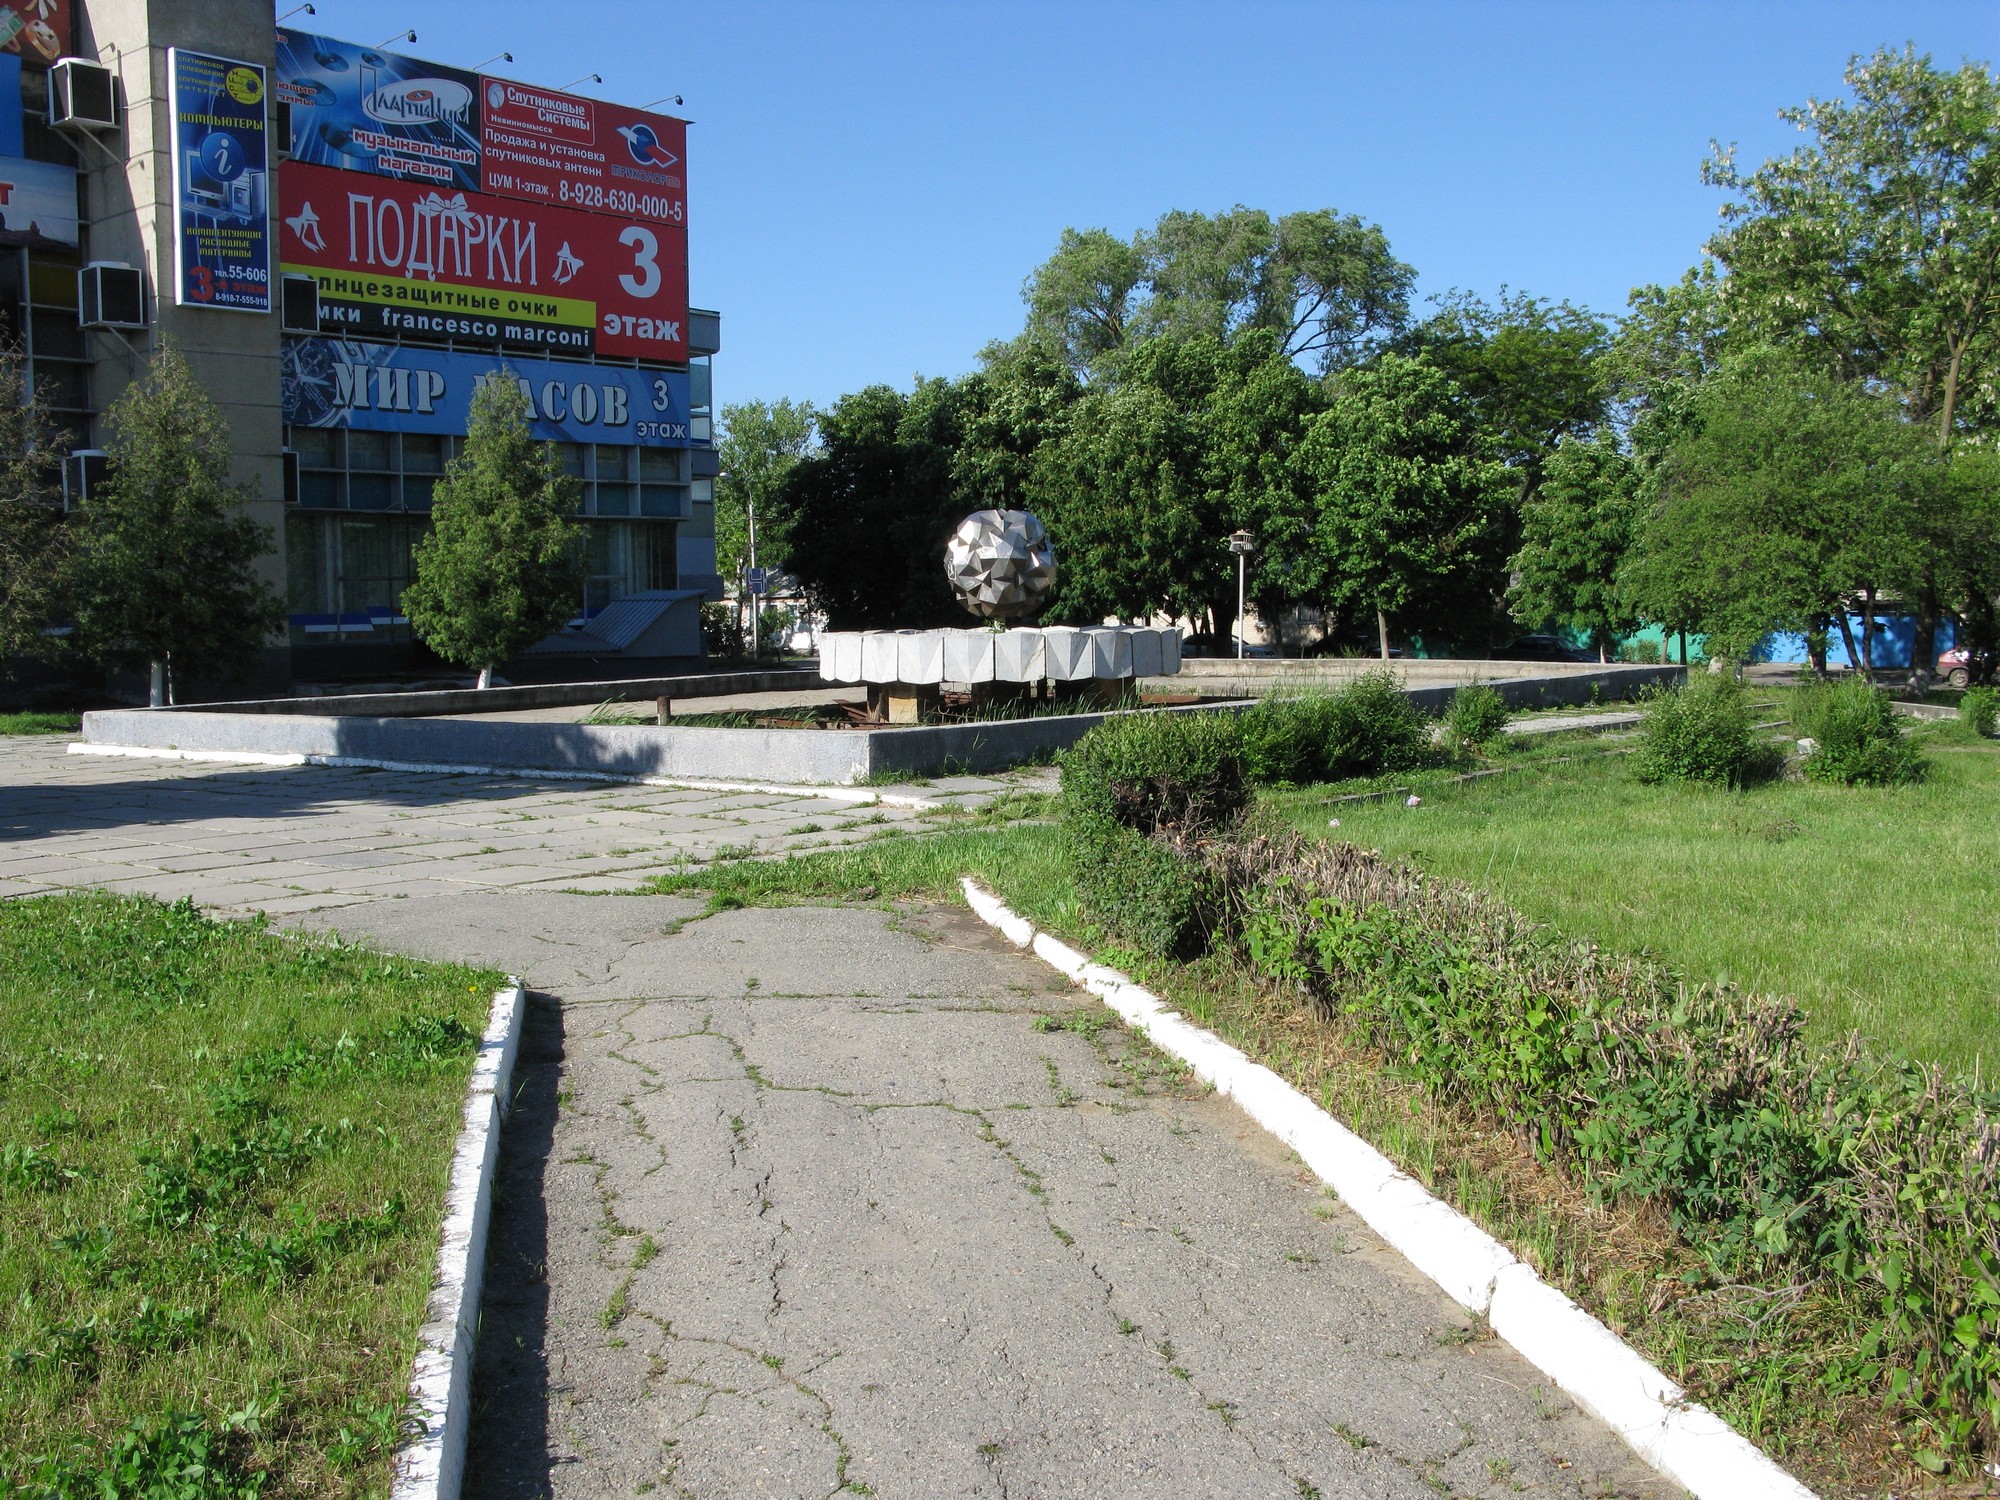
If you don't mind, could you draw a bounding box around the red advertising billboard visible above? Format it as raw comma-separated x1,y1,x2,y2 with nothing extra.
279,161,687,360
478,77,687,229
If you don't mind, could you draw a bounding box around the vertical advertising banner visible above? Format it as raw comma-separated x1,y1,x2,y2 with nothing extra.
168,49,272,311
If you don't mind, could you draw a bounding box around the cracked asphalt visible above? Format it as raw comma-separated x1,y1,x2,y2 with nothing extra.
302,893,1677,1500
5,735,1679,1498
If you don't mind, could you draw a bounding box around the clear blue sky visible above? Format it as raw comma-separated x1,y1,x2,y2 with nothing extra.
305,2,1997,410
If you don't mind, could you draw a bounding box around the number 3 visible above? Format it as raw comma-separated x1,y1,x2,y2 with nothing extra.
619,226,660,298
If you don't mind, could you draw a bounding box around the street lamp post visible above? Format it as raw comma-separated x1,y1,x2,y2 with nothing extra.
1228,530,1256,660
747,489,758,660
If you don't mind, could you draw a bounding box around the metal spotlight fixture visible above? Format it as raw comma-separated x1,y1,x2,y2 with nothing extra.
644,94,684,109
474,52,513,70
377,29,416,48
277,4,316,21
560,73,603,91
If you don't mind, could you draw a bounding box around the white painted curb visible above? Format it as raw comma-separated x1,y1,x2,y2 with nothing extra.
66,741,942,810
390,979,527,1500
958,878,1818,1500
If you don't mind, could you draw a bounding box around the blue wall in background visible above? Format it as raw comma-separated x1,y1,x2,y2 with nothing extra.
1749,616,1959,669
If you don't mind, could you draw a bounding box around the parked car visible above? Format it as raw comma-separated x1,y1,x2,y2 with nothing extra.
1491,633,1595,663
1937,646,1978,688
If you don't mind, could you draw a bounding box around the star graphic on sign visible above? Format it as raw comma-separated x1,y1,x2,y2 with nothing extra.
285,201,325,252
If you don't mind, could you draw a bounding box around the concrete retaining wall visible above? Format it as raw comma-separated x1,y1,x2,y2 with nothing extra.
167,670,821,719
1153,662,1683,707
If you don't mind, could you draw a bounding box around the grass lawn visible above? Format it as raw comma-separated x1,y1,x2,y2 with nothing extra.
0,894,500,1497
1262,724,2000,1075
0,711,81,735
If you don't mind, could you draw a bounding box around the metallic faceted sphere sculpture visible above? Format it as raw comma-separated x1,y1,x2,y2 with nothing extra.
945,509,1057,620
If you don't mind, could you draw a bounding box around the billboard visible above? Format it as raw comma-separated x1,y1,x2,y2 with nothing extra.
0,2,66,63
0,155,76,247
279,161,687,360
276,30,688,228
276,29,480,191
168,49,271,311
282,336,692,447
478,78,685,228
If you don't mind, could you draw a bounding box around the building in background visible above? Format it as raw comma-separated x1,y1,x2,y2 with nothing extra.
17,0,722,689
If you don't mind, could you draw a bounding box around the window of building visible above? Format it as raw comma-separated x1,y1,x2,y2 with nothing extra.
0,249,92,450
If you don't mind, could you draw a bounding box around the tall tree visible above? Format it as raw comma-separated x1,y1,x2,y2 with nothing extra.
69,344,282,705
1511,431,1641,661
779,382,966,630
1021,229,1148,384
0,348,70,664
402,377,586,689
1704,46,2000,445
1020,206,1414,381
1620,346,1933,665
1293,354,1513,659
1704,47,2000,670
715,398,818,636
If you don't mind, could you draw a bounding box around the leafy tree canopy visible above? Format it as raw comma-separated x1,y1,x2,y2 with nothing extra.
1704,45,2000,445
1511,430,1642,658
1024,206,1414,382
402,376,586,684
69,343,282,701
715,398,818,589
0,347,69,663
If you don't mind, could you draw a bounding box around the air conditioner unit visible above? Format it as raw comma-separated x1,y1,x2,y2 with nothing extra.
280,273,320,333
49,58,118,132
272,99,293,159
62,449,108,511
79,263,146,329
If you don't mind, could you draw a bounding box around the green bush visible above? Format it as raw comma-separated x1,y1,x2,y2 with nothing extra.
1634,673,1774,786
1792,678,1926,786
1441,682,1509,749
1961,686,1998,739
1237,671,1432,785
1222,830,2000,1467
1058,711,1248,959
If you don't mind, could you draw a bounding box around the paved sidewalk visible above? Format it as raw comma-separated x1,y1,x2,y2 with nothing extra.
305,893,1675,1500
4,733,1678,1498
0,735,1029,916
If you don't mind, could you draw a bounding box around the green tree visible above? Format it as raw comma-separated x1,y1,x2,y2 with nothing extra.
1705,46,2000,446
715,398,817,641
1621,347,1933,666
1511,431,1641,660
1935,444,2000,676
69,344,282,705
1021,206,1414,381
402,377,586,688
0,347,70,663
778,381,966,630
1293,354,1513,658
1399,289,1610,478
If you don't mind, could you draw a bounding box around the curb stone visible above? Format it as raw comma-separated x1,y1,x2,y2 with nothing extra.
64,741,943,810
390,980,526,1500
959,878,1819,1500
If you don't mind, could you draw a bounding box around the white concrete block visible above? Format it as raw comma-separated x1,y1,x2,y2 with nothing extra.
861,632,901,683
943,629,996,683
1128,628,1164,677
1087,628,1134,678
993,628,1046,683
1160,628,1182,674
820,632,862,683
1042,627,1093,681
1031,930,1091,979
897,630,946,685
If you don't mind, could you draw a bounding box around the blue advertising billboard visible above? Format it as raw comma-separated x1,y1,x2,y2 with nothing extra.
281,337,692,447
275,29,479,192
168,49,271,311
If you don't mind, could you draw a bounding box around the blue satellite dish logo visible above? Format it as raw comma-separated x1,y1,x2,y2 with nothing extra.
616,122,678,169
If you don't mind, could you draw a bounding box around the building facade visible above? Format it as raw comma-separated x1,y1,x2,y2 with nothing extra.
19,0,721,687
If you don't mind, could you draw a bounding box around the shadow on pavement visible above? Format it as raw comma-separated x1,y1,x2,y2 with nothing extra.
464,993,567,1499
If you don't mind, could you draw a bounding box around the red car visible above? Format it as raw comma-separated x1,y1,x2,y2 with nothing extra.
1938,646,1978,688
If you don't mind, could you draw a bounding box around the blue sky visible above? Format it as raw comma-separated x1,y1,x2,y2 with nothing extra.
304,2,1997,410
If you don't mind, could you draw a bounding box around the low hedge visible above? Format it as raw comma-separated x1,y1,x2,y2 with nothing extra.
1635,672,1778,786
1218,830,1999,1471
1238,671,1433,785
1792,679,1927,786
